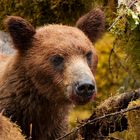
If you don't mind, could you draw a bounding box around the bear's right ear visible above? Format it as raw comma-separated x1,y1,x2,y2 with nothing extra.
4,16,36,51
76,9,105,43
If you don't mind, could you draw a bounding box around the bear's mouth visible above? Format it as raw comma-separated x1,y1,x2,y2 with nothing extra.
66,81,96,105
69,90,96,105
70,94,92,105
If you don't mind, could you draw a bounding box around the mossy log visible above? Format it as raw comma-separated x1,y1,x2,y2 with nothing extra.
79,89,140,140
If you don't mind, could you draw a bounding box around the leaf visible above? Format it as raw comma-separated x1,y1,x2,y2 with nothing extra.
127,9,140,30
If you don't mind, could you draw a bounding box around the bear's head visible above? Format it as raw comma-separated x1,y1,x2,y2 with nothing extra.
4,9,104,105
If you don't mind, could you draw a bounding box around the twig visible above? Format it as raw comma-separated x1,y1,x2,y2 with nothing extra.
56,105,140,140
108,15,123,31
108,38,116,75
108,0,137,31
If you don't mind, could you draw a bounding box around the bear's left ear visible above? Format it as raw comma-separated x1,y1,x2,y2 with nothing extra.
4,16,36,51
76,9,105,43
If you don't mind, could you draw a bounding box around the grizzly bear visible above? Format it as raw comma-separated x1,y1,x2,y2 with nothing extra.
0,9,104,140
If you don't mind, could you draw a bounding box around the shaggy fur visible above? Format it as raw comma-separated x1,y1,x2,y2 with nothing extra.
0,114,25,140
0,9,104,140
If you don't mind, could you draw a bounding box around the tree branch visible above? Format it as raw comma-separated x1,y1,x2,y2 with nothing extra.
56,89,140,140
108,0,138,31
57,105,140,140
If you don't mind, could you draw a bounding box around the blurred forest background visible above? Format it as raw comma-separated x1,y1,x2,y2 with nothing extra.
0,0,140,139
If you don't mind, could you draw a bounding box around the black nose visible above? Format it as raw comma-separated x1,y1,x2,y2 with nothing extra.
75,81,95,97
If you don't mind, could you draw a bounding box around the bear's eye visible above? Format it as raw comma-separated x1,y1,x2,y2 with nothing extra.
50,55,64,68
86,51,93,65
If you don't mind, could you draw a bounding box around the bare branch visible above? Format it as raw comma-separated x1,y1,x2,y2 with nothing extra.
56,105,140,140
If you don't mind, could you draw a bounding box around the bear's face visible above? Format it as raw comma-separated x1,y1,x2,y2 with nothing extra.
27,25,98,104
4,9,104,105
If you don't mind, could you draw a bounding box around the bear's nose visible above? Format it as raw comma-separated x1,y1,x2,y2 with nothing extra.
75,81,95,97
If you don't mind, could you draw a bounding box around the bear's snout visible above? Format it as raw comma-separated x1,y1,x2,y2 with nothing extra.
65,57,97,105
75,80,95,98
69,79,96,105
69,80,96,105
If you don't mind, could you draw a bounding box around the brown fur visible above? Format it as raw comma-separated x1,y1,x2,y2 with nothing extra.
76,9,105,43
0,114,25,140
0,10,104,140
4,16,36,51
0,53,7,60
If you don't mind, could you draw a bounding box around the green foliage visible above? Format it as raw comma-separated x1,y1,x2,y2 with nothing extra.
0,0,93,29
109,1,140,91
127,8,140,30
108,1,140,139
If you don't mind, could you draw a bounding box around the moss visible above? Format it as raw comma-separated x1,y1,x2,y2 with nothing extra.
126,99,140,140
112,99,140,140
0,0,94,30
